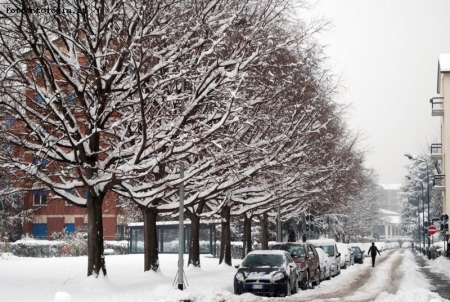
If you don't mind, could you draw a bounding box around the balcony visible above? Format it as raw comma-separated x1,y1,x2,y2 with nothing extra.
431,143,442,160
431,97,444,116
433,175,445,191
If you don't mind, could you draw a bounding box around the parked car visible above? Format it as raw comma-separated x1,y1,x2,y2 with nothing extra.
234,250,299,297
315,247,331,281
269,242,320,289
345,244,355,266
351,246,365,264
308,239,341,277
336,242,351,269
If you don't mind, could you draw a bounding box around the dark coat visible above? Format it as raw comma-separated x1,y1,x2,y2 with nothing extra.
368,245,380,256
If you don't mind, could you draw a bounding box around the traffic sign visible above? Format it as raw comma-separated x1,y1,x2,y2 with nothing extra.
441,213,449,222
428,225,437,235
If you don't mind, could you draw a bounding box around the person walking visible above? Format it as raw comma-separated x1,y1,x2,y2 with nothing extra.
367,242,381,267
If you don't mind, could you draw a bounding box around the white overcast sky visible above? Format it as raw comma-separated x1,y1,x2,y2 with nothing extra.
303,0,450,184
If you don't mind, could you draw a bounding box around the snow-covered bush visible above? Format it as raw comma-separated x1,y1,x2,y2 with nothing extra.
10,237,65,257
104,241,128,255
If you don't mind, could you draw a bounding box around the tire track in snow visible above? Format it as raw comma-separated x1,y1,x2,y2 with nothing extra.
281,249,403,302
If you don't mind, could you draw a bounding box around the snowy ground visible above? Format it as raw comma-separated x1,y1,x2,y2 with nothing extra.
0,248,448,302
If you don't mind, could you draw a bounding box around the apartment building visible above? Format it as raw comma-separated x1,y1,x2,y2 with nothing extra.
431,54,450,233
379,184,402,213
1,46,125,240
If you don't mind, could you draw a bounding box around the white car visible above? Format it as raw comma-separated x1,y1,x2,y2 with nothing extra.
315,247,331,281
308,239,341,277
336,243,351,269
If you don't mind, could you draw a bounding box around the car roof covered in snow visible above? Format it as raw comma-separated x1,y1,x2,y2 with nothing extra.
307,239,337,246
247,250,287,256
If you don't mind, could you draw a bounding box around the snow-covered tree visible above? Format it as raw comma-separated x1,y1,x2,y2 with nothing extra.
400,154,441,243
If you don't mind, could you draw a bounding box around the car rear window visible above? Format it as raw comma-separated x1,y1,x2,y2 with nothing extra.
319,245,334,256
352,247,360,253
270,245,306,257
242,254,284,268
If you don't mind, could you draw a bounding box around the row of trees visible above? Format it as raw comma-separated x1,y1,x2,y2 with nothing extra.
400,154,442,242
0,0,374,277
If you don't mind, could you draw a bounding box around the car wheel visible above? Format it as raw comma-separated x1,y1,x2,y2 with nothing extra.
300,271,309,290
343,262,347,269
313,268,321,286
326,269,331,280
292,276,299,294
285,280,291,296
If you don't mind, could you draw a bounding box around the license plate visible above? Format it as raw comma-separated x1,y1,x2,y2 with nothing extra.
252,284,264,289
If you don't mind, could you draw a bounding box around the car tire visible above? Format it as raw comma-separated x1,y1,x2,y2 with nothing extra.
292,277,299,294
313,268,320,286
343,262,347,269
285,280,291,296
326,270,331,280
300,271,309,290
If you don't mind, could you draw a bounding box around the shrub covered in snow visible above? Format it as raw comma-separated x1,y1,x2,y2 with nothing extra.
10,237,65,257
9,234,129,257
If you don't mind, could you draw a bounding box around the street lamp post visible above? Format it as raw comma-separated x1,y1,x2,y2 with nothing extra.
405,154,431,258
405,175,425,254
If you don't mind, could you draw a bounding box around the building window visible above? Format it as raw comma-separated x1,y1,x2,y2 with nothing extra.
33,156,49,170
3,118,14,129
35,64,43,77
85,124,92,135
65,189,75,206
66,93,76,106
4,141,13,151
33,190,47,206
36,93,44,104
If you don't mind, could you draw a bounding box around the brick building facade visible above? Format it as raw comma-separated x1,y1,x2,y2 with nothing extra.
2,42,125,240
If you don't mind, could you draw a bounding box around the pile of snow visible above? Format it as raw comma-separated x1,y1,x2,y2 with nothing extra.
0,253,16,260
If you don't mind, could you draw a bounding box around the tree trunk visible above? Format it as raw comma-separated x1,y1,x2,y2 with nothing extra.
242,214,251,258
188,214,201,267
260,213,268,250
143,207,159,272
87,194,106,277
219,206,232,265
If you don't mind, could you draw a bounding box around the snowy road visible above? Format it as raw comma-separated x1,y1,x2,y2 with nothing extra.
0,249,449,302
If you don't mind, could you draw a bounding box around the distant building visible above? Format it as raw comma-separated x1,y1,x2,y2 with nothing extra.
379,184,402,213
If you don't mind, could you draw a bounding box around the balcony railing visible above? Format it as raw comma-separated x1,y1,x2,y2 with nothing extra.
433,174,445,191
431,97,444,116
431,143,442,160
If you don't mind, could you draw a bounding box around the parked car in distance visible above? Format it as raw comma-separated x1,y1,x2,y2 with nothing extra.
269,242,320,289
345,244,355,266
234,250,299,297
315,247,331,281
307,239,341,277
336,242,351,269
351,246,365,264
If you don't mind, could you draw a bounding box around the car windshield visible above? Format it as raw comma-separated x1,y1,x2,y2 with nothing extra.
319,245,334,257
352,247,361,254
270,245,305,257
241,254,284,268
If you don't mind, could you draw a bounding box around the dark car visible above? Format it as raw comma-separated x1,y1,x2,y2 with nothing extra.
351,246,365,264
269,242,320,289
234,250,298,297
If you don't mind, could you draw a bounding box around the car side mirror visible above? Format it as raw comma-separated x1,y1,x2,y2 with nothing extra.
234,265,240,269
289,263,295,268
362,250,365,254
336,253,341,258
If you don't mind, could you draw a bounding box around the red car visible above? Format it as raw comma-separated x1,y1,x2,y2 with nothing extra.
269,242,321,289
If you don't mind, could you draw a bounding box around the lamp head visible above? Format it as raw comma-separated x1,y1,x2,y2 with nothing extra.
404,153,414,160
